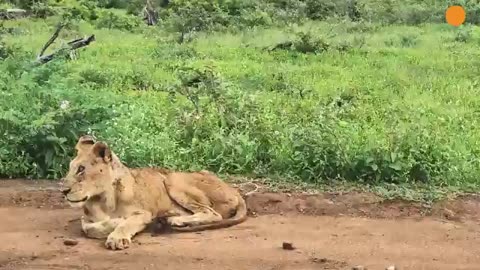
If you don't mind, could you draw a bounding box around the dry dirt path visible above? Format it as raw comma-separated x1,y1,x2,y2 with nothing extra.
1,179,480,270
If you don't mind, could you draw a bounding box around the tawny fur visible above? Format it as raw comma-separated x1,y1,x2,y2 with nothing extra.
61,135,247,250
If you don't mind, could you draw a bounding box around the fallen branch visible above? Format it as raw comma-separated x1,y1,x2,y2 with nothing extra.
36,35,95,64
0,8,28,20
34,24,95,65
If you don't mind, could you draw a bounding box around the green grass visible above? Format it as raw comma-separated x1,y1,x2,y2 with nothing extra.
2,12,480,201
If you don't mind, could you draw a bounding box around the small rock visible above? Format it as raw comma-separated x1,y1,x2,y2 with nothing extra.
63,239,78,246
352,266,367,270
443,208,455,220
311,257,328,263
386,266,396,270
282,242,295,250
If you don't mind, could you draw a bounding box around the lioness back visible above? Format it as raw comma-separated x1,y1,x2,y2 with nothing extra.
128,168,175,214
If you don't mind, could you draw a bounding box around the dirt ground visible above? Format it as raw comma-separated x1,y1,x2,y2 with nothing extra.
1,179,480,270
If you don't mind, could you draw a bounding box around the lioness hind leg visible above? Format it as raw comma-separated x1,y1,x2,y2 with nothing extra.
166,190,222,227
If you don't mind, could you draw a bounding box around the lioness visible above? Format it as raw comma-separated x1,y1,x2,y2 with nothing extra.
61,135,247,250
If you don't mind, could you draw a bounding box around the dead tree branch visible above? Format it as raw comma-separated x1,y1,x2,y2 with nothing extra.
37,23,64,59
34,24,95,65
0,9,28,20
36,35,95,65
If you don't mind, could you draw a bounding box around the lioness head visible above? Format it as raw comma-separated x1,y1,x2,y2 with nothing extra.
61,135,115,208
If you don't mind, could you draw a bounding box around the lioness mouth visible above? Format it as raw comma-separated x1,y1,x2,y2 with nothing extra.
67,196,88,203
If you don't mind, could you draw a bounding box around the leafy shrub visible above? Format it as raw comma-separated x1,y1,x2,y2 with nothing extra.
454,27,472,43
385,34,419,48
30,2,56,18
62,1,98,21
268,31,330,54
346,0,361,21
78,68,115,87
399,34,418,47
261,71,312,99
168,62,227,115
304,0,342,20
161,0,229,42
7,0,48,10
80,0,128,9
95,10,141,31
399,4,434,25
0,59,117,178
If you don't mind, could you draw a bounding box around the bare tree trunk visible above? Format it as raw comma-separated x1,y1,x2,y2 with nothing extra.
142,0,159,26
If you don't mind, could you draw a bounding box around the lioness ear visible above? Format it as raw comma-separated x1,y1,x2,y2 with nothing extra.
92,142,112,163
76,135,95,147
75,135,97,152
78,135,96,145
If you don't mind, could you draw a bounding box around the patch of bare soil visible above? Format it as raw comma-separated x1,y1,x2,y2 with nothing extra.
1,179,480,270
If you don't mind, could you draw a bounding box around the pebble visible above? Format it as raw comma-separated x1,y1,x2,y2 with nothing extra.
63,239,78,246
282,242,295,250
311,257,328,263
386,266,396,270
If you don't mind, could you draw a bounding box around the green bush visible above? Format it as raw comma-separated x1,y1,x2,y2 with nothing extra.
0,57,117,178
61,1,98,21
95,10,141,31
454,27,472,43
31,2,56,18
7,0,49,10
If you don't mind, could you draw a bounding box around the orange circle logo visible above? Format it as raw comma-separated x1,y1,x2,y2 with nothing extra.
446,5,466,26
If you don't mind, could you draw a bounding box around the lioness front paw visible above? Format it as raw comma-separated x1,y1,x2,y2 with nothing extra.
105,233,131,250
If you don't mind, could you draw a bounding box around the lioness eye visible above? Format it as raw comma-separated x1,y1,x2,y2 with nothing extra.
76,165,85,175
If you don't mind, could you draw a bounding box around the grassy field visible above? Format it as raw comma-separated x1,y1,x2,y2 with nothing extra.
1,1,480,201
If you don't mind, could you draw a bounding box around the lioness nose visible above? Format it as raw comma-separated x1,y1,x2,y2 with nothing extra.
61,188,71,196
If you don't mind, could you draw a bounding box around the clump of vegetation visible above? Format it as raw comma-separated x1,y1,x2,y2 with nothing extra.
267,31,330,54
454,27,472,43
95,10,141,31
